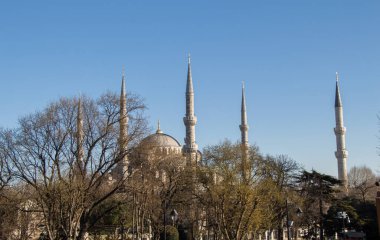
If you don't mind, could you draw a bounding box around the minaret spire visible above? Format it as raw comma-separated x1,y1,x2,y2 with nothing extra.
240,81,249,145
183,54,198,165
186,54,194,94
335,72,342,107
334,72,348,191
118,68,129,176
239,82,249,181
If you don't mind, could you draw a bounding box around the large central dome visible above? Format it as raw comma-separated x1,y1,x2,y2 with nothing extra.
141,132,181,148
138,123,182,155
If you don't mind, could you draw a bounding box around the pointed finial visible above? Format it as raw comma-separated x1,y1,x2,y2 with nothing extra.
122,65,126,78
188,53,191,64
336,72,339,82
241,81,247,124
335,72,342,107
186,53,193,93
156,120,163,134
78,93,83,110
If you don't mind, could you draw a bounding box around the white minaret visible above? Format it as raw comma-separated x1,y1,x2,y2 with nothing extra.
118,68,129,176
76,97,84,175
334,72,348,190
239,82,249,181
183,54,198,165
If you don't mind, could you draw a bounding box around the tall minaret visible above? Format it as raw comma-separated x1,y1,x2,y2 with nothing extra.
118,68,129,176
183,55,198,165
334,72,348,190
239,82,249,181
76,97,84,175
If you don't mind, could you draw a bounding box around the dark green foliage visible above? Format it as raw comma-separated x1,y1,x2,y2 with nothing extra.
160,225,179,240
296,170,342,239
87,199,129,235
324,197,378,239
177,224,187,240
297,170,342,198
324,198,363,237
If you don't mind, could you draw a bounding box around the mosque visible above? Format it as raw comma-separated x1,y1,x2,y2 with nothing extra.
113,56,220,178
113,56,348,188
17,57,349,240
135,56,203,166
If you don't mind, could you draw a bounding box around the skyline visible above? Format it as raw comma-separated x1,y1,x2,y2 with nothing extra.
0,1,379,177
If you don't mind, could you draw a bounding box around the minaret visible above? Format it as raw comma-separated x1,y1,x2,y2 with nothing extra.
118,68,129,176
183,54,198,165
76,97,84,175
334,72,348,190
239,82,249,181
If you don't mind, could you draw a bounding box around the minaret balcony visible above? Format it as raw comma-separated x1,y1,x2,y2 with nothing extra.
334,126,346,135
189,143,198,149
239,124,249,131
335,150,348,158
182,144,198,153
183,116,197,125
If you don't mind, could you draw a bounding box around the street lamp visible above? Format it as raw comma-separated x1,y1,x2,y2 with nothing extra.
375,181,380,236
286,199,303,240
296,207,303,217
170,209,178,226
120,217,126,240
337,211,350,239
164,200,167,240
285,199,303,240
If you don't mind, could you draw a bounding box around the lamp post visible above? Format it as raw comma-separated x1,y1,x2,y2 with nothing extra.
294,208,303,240
285,199,302,240
164,200,167,240
375,181,380,237
286,199,291,240
120,217,126,240
170,209,178,226
337,211,350,239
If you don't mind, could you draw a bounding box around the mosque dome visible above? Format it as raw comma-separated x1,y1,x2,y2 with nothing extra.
141,132,181,148
138,121,182,154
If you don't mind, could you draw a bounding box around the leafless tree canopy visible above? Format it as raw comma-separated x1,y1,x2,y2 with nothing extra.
0,92,148,240
0,145,11,193
348,165,377,202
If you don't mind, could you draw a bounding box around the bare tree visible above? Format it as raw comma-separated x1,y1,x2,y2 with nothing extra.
127,146,190,240
0,92,147,240
260,154,300,240
0,142,11,195
348,165,377,202
198,140,272,240
0,136,17,239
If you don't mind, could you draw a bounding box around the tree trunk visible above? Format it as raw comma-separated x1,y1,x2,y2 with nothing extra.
319,197,323,240
277,225,283,240
76,214,89,240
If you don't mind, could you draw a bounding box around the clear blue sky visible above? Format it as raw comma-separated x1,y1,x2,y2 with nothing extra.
1,1,379,177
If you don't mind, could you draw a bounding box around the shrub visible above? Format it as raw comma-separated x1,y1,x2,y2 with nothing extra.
160,225,179,240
